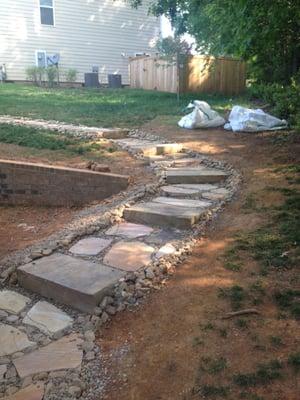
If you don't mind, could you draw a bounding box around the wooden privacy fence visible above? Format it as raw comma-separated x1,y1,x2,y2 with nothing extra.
129,55,246,95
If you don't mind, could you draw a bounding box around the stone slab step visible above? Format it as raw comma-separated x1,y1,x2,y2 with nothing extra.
153,196,211,208
123,202,205,229
160,185,202,198
156,143,183,155
18,253,124,313
165,167,228,184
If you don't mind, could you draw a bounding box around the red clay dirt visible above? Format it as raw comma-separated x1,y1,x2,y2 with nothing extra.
98,123,300,400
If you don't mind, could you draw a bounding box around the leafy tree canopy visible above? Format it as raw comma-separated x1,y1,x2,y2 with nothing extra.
130,0,300,84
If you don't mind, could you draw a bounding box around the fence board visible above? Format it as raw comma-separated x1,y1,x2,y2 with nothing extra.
129,55,246,95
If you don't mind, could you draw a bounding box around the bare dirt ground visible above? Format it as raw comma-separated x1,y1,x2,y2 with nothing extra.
98,121,300,400
0,142,153,259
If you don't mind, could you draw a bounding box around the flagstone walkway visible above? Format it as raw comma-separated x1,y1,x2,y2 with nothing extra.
0,120,239,399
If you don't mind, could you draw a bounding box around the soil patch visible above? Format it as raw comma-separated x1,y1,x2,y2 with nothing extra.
98,122,300,400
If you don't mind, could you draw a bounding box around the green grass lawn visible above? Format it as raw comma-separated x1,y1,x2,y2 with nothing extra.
0,83,250,128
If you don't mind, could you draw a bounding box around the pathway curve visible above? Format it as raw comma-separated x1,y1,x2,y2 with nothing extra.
0,118,240,399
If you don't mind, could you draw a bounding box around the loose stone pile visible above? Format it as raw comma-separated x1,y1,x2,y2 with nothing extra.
0,119,241,399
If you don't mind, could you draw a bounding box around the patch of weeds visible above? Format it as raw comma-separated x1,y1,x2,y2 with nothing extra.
234,360,283,387
249,281,266,306
235,318,248,329
201,322,215,331
273,289,300,320
207,357,227,374
224,261,242,272
239,392,265,400
243,194,258,213
288,352,300,372
192,337,204,347
200,384,229,397
269,336,284,347
229,187,300,274
219,328,228,338
218,285,246,310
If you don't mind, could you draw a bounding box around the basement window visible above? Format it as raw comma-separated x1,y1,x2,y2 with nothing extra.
40,0,54,26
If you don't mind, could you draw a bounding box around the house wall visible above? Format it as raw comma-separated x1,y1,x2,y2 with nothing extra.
0,0,160,84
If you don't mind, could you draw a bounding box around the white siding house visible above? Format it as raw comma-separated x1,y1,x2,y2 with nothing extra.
0,0,160,84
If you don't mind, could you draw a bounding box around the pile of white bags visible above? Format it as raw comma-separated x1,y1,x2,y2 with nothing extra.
224,106,288,132
178,101,288,132
178,100,225,129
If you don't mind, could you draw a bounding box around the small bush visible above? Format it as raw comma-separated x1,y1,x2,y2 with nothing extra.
234,360,283,387
25,66,44,85
45,66,59,87
65,68,78,83
288,352,300,372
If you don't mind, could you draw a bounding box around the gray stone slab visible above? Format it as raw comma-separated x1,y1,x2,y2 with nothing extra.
23,301,73,337
18,254,125,313
0,324,36,357
144,229,184,246
69,237,112,256
4,382,44,400
176,183,219,191
124,201,205,229
160,185,201,198
165,167,228,184
0,291,31,314
105,222,154,238
153,196,211,208
13,334,83,379
103,241,154,271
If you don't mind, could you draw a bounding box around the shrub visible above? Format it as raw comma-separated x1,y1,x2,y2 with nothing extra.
25,66,45,86
65,68,78,83
248,78,300,131
45,66,59,87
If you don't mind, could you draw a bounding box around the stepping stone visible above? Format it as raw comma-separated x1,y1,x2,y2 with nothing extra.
69,237,112,256
23,301,73,337
145,229,184,246
153,197,211,208
103,241,154,271
165,167,228,184
101,129,129,139
156,243,177,259
201,191,228,200
176,183,219,191
4,382,44,400
124,202,205,229
18,253,124,313
0,324,35,356
160,185,202,198
106,222,154,238
13,334,83,379
0,365,7,382
0,291,31,314
156,143,183,155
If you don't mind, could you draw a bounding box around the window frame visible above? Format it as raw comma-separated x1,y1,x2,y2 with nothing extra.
35,50,47,68
39,0,55,27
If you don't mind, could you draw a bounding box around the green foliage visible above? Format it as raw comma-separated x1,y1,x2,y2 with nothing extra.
199,384,229,397
288,353,300,372
218,285,246,310
45,66,59,87
156,36,191,64
248,80,300,130
234,360,283,387
0,83,251,127
25,66,45,86
132,0,300,85
65,68,78,83
273,289,300,320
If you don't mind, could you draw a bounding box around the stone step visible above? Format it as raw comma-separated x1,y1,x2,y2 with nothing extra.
18,253,124,313
152,196,211,208
123,201,206,229
116,140,183,157
165,167,228,184
160,184,219,198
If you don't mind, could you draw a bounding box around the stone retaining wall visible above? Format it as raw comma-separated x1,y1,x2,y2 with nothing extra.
0,159,129,206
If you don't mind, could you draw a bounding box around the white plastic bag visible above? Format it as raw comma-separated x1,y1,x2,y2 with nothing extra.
178,100,225,129
224,106,288,132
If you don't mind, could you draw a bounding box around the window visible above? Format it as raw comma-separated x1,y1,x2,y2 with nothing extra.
40,0,54,26
35,50,47,67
